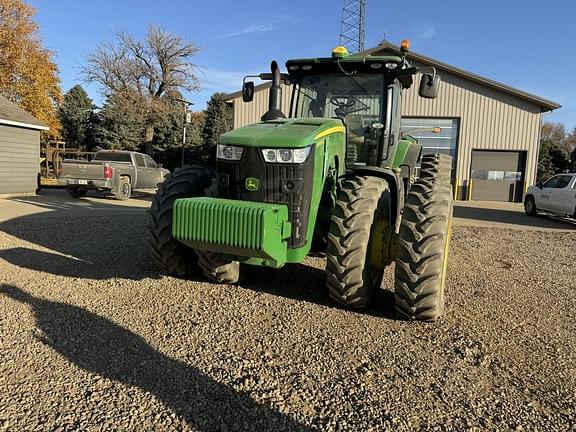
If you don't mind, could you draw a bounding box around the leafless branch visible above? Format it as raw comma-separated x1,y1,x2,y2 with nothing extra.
81,25,200,101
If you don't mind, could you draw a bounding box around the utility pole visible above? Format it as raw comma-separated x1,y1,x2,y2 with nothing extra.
339,0,366,53
174,97,193,167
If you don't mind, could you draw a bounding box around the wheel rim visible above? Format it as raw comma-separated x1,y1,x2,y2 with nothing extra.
121,182,130,198
439,204,453,312
525,199,533,213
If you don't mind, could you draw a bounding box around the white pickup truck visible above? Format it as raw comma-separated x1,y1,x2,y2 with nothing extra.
524,173,576,218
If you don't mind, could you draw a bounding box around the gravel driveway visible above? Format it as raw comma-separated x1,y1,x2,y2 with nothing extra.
0,213,574,431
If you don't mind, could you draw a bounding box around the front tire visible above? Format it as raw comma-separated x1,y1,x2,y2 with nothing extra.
147,166,214,277
197,250,239,284
147,166,239,282
524,195,538,216
395,154,453,321
326,176,391,308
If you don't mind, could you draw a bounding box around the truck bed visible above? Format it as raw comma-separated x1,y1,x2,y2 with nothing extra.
60,160,124,181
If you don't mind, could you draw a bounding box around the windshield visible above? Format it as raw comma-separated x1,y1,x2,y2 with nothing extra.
294,74,387,166
295,74,384,120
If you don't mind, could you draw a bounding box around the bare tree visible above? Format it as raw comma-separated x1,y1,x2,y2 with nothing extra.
540,122,566,145
82,26,200,154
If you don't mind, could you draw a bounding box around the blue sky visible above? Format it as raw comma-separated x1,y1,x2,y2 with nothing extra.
31,0,576,129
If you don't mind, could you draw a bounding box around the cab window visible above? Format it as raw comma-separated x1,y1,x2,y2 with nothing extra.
144,155,157,168
134,154,146,167
557,175,572,188
543,175,572,188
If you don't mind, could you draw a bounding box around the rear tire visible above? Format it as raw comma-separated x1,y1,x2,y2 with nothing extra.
147,166,214,277
326,176,391,308
524,195,538,216
395,154,452,321
114,176,131,200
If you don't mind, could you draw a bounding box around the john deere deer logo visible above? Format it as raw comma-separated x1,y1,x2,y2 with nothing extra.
245,177,259,191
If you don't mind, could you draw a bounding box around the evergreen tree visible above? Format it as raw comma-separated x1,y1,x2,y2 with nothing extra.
570,147,576,172
537,141,557,181
154,93,189,149
537,121,570,181
154,94,206,150
201,93,233,162
59,85,94,148
83,110,101,151
566,128,576,171
92,91,146,150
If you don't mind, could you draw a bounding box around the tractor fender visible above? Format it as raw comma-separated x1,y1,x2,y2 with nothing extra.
350,166,404,232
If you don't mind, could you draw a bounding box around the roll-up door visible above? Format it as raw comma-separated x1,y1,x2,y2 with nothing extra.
470,150,526,202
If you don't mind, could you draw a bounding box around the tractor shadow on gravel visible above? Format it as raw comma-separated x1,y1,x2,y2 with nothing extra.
239,263,400,320
0,212,397,318
0,214,161,281
0,284,312,431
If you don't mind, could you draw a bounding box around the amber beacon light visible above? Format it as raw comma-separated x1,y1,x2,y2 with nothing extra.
400,39,411,52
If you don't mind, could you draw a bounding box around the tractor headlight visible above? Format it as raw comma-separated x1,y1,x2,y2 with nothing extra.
261,147,311,164
217,145,244,161
279,149,292,162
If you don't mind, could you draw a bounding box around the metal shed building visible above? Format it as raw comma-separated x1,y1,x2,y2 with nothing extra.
0,94,48,197
224,42,560,202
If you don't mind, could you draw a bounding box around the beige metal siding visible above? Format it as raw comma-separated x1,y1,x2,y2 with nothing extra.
403,62,542,188
231,84,292,128
0,124,40,194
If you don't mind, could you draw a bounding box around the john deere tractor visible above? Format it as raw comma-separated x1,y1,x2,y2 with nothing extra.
147,41,452,321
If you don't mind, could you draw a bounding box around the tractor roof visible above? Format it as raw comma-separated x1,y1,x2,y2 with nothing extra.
285,53,404,76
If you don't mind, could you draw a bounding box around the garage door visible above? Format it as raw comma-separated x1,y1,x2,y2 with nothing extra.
401,118,459,179
470,150,526,202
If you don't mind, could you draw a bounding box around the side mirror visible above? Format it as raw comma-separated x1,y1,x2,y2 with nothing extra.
242,81,254,102
419,73,441,99
157,163,163,169
536,182,543,189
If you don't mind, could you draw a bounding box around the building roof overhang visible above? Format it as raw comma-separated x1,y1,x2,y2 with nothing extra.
224,42,561,113
0,94,49,130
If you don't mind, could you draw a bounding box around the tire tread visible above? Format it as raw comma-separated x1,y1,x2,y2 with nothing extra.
394,154,453,321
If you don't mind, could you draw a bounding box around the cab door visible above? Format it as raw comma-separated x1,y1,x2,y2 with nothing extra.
133,153,151,188
546,174,572,214
144,155,163,187
556,175,576,214
538,175,561,212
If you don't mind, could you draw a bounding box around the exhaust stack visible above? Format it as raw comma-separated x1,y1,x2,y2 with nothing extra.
261,61,286,121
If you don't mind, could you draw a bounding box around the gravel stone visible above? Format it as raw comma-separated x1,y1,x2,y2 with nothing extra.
0,214,575,431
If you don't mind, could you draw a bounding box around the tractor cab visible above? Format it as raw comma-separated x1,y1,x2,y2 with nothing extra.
243,42,440,172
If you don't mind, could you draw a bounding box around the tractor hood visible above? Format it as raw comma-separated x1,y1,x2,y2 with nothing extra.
219,118,345,148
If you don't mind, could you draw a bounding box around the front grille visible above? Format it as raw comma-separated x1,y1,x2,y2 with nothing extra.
217,147,315,248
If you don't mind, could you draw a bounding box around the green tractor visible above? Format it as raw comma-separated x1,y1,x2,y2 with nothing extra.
147,41,453,321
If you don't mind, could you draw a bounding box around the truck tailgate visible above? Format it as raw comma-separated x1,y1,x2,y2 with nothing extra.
61,160,107,180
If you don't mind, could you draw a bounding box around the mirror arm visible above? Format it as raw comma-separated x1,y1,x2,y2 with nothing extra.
242,75,260,85
416,66,437,80
244,73,292,86
395,67,417,77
